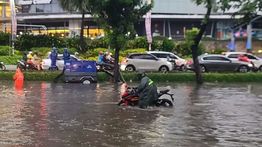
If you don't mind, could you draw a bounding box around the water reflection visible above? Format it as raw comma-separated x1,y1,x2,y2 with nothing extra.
0,81,261,146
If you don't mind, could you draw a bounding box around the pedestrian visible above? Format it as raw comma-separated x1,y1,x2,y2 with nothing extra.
33,52,41,70
63,48,70,64
13,66,24,89
97,51,104,63
50,47,58,70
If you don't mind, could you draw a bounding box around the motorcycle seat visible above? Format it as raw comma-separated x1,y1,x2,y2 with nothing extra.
159,89,169,94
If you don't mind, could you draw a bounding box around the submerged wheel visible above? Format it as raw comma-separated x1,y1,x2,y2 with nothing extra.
156,99,173,107
82,79,92,84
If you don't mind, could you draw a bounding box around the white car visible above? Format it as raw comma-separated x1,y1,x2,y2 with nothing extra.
224,52,262,71
42,54,79,70
147,51,187,71
120,53,174,72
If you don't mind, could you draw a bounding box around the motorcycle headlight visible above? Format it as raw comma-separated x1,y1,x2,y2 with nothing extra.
248,63,253,67
0,62,3,64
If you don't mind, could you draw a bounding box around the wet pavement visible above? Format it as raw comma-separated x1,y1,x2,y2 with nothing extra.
0,81,262,147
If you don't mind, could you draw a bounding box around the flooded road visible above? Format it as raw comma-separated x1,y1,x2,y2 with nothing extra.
0,81,262,147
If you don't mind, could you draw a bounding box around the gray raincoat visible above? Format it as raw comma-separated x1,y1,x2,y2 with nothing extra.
137,76,158,108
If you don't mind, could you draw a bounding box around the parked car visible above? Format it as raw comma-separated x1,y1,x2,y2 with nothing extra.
224,52,262,71
120,53,174,72
42,54,79,70
187,54,254,73
147,51,187,71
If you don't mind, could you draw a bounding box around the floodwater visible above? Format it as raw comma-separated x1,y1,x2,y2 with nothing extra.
0,81,262,147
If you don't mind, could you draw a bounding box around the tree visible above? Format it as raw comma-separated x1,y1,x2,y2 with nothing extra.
89,0,152,83
191,0,262,84
59,0,90,51
219,0,262,20
191,0,214,84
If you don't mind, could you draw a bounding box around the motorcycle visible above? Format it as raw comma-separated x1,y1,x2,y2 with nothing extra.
17,60,41,71
0,62,6,71
118,87,174,107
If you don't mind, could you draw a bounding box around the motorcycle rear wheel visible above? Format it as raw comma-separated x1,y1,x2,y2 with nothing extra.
0,65,6,71
156,99,173,107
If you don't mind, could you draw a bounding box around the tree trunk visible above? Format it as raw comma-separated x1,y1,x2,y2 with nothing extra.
80,12,85,51
114,47,120,83
191,0,212,84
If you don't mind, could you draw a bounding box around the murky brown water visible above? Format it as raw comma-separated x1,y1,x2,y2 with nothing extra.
0,81,262,147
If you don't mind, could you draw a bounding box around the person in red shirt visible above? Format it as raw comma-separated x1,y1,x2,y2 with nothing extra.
13,67,24,89
238,54,250,63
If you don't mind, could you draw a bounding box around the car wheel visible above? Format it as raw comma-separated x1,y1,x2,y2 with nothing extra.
238,65,249,73
125,65,135,72
180,65,187,72
159,66,169,73
200,65,206,73
0,65,6,71
259,66,262,72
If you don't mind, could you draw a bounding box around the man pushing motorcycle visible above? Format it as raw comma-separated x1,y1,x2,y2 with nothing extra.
137,72,158,109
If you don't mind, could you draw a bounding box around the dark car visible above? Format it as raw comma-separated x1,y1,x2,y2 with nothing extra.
187,54,254,72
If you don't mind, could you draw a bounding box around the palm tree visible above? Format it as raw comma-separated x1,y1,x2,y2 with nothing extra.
59,0,90,51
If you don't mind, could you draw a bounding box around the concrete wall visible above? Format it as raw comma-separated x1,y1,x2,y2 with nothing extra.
202,40,262,52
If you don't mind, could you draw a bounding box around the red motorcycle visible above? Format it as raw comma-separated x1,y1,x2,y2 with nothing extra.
118,86,174,107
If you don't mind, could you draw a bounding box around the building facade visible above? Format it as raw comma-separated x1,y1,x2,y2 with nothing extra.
0,0,12,33
3,0,262,40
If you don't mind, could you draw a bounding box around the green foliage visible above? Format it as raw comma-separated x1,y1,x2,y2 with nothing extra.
15,34,66,51
120,48,146,57
126,37,148,49
152,37,163,50
31,47,51,58
208,48,228,54
174,28,206,56
80,48,109,59
0,32,10,46
161,39,175,52
80,48,146,61
59,0,90,12
2,72,262,83
0,46,12,56
0,55,22,64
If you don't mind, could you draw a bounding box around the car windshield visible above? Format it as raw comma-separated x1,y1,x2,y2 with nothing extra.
169,54,177,59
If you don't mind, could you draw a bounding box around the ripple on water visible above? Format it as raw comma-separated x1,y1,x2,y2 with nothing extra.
0,81,262,146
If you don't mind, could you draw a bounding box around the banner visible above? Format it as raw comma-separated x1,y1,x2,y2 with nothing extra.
145,0,152,44
10,0,17,39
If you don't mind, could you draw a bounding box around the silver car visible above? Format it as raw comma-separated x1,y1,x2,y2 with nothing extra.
120,53,174,72
224,52,262,71
42,54,79,70
188,54,254,72
147,51,187,71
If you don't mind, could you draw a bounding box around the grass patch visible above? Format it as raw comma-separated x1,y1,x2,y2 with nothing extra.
1,71,262,83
